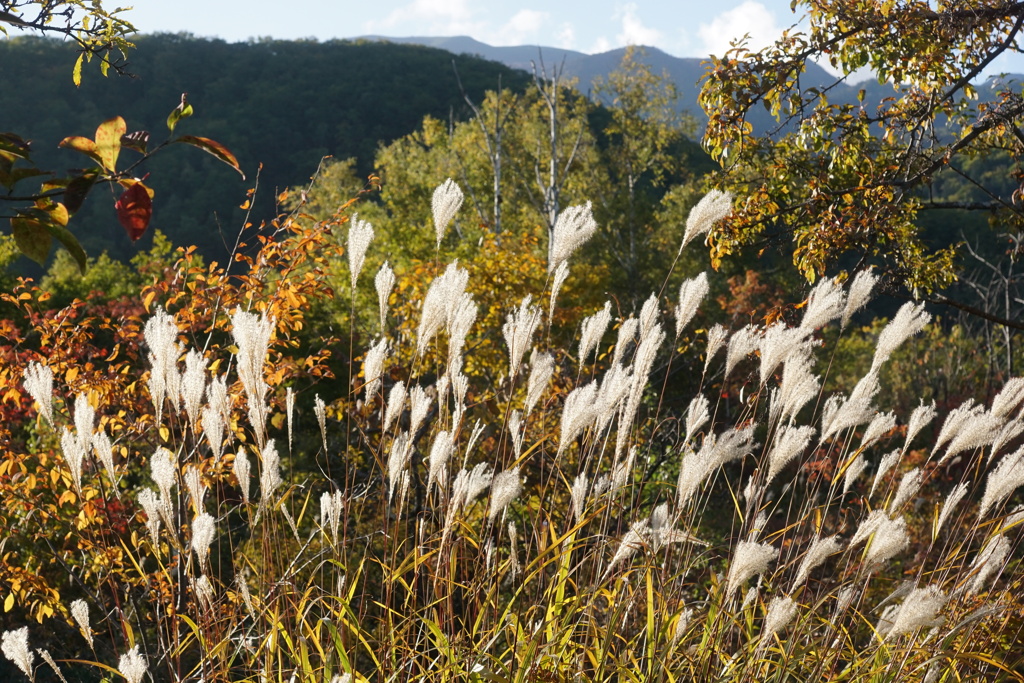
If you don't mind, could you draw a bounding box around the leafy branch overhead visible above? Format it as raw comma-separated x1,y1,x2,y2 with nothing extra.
2,97,244,269
699,0,1024,295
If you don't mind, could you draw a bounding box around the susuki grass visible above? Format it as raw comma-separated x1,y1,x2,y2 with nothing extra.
3,182,1024,683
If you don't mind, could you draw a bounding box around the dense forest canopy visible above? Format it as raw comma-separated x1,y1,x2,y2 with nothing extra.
1,34,532,263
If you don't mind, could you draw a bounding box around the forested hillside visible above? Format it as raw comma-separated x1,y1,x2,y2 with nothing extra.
1,35,532,262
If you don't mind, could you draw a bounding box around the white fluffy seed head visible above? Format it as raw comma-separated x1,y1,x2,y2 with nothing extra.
766,425,815,484
935,481,969,537
362,337,389,403
118,645,147,683
191,512,216,566
870,449,902,498
234,448,251,504
579,302,612,365
347,213,375,291
375,261,396,330
872,302,930,371
800,276,846,332
22,362,54,427
259,439,282,504
886,586,946,640
725,324,759,377
2,626,34,679
888,467,923,516
61,426,87,495
680,190,732,252
842,455,868,496
180,349,208,429
842,268,878,328
979,446,1024,519
549,201,598,273
383,381,407,433
968,535,1011,595
489,467,522,523
726,540,778,596
150,447,176,506
792,535,842,586
675,273,709,339
762,596,798,640
503,296,542,380
704,323,728,373
432,178,464,246
992,377,1024,419
548,260,570,320
525,350,555,415
137,488,163,546
70,599,93,649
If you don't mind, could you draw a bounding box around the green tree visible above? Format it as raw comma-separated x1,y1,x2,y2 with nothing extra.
699,0,1024,307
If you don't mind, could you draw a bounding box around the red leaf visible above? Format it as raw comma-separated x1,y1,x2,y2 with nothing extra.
115,181,153,241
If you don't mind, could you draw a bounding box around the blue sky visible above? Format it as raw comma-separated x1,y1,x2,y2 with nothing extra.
11,1,1024,75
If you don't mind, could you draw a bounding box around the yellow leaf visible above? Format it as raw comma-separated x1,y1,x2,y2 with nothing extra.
3,593,13,612
66,366,79,383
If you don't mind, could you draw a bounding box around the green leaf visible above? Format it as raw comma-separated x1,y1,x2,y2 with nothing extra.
11,217,52,265
166,93,194,133
94,117,126,172
47,221,88,273
176,135,246,179
58,136,105,168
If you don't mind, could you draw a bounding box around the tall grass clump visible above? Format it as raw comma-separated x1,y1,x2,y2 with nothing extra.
2,182,1023,683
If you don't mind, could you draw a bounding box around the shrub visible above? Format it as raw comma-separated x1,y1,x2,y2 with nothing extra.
2,184,1023,683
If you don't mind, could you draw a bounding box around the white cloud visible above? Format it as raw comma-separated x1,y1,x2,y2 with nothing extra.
590,35,612,54
495,9,549,44
368,0,482,35
555,22,576,50
616,2,662,47
698,1,781,57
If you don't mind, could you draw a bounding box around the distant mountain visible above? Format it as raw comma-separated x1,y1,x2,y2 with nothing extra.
359,35,849,132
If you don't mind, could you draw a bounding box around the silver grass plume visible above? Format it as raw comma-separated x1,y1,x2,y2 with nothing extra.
605,520,650,576
191,512,216,566
150,447,176,515
860,411,896,450
904,401,937,453
60,427,86,495
508,410,525,458
548,260,570,320
508,521,521,578
762,596,798,640
725,324,760,377
841,268,878,328
193,574,214,611
992,419,1024,463
931,399,983,457
675,273,709,339
769,348,820,424
871,302,931,371
594,363,631,434
967,535,1010,595
180,349,208,430
259,439,282,504
888,467,923,515
609,446,638,497
183,465,207,513
991,377,1024,419
2,627,34,681
525,350,554,415
70,599,93,649
611,317,639,367
679,189,732,252
427,430,454,493
202,404,226,463
842,455,868,495
234,448,251,504
942,409,1002,464
447,293,477,374
821,371,880,442
685,394,710,443
559,382,597,453
503,295,542,380
549,201,597,273
850,511,908,569
704,324,728,373
230,308,275,446
885,586,946,640
137,489,162,546
979,446,1024,518
571,473,588,521
792,535,842,586
387,432,414,502
766,425,815,484
73,392,95,451
37,650,66,683
320,490,343,545
383,381,406,433
145,307,182,426
375,261,396,330
671,607,693,646
22,362,53,427
432,178,464,246
347,213,374,291
314,394,327,453
935,481,969,537
417,261,469,356
488,467,522,523
408,384,431,436
615,323,665,457
579,301,612,365
362,337,389,402
759,323,810,385
870,449,902,498
726,540,778,596
118,645,147,683
799,276,845,331
638,294,660,340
